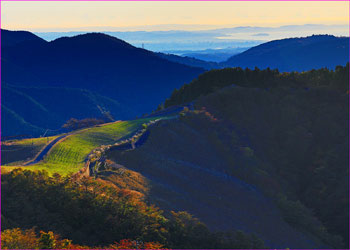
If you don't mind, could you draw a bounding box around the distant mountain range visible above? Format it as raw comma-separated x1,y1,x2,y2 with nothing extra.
225,35,349,71
180,47,249,62
1,29,203,137
156,52,221,70
162,47,250,63
160,35,349,71
1,29,349,137
34,24,348,51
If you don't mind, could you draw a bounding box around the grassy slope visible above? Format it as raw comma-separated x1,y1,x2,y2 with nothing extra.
1,136,58,165
2,118,157,176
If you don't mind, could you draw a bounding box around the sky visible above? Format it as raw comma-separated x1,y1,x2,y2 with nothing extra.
1,1,349,32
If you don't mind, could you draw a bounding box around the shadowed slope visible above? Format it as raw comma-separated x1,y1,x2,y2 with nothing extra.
106,113,326,249
225,35,349,71
1,30,204,136
2,30,203,113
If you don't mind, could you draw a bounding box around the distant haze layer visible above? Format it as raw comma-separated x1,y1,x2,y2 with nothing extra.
34,24,349,52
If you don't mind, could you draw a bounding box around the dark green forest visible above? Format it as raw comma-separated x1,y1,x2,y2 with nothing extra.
164,63,349,108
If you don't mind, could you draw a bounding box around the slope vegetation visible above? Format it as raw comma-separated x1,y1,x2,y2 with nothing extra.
106,111,337,249
1,136,58,165
2,118,159,176
105,66,348,248
163,64,349,108
194,86,348,248
2,169,265,249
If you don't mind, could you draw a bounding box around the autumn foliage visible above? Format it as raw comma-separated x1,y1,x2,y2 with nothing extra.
108,239,164,249
2,169,264,249
1,228,88,249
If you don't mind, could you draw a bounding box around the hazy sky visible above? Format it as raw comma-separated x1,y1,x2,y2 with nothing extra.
1,1,349,31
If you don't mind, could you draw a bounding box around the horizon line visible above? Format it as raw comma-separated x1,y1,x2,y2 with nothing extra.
2,23,349,33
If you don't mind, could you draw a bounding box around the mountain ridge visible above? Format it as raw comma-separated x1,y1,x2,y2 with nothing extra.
1,28,46,47
225,35,349,71
1,29,204,137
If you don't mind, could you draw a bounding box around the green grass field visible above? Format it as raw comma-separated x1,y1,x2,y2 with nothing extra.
1,136,59,165
2,118,160,176
6,136,59,146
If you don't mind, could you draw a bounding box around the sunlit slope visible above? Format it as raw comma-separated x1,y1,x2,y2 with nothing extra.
2,118,157,176
1,136,59,165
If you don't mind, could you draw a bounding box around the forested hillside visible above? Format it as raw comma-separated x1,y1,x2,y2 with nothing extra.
194,86,348,247
163,63,349,108
152,64,349,246
1,169,264,249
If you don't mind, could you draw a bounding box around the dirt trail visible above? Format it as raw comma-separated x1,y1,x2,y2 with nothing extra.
24,135,68,165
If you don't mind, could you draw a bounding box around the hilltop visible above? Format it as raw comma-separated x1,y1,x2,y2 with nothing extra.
1,29,204,137
225,35,349,71
1,29,46,47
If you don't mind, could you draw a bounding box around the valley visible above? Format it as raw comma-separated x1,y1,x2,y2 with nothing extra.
1,26,349,249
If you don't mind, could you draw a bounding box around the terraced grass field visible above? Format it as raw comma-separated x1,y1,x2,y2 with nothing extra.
2,118,159,176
